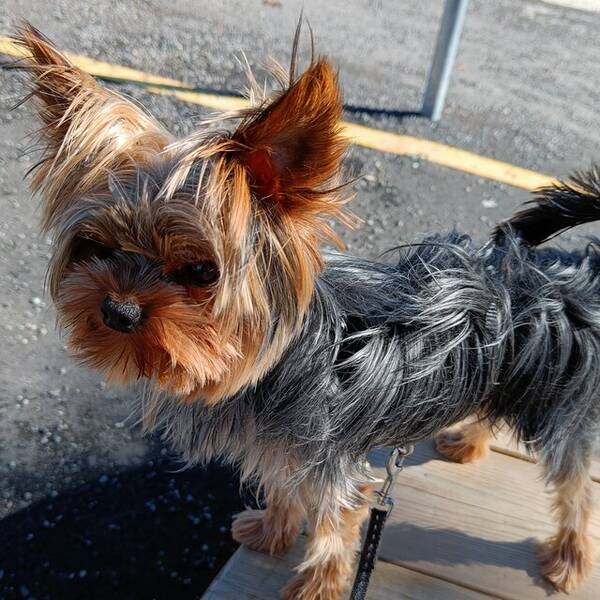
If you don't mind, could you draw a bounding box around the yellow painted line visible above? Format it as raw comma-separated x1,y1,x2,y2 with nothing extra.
0,36,250,112
343,122,555,191
1,36,556,191
0,36,192,89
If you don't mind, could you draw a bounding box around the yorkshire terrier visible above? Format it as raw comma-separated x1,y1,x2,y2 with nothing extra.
16,23,599,599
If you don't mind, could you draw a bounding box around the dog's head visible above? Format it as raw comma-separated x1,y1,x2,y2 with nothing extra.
18,24,353,403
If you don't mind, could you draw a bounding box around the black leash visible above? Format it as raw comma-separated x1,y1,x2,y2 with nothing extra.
349,444,414,600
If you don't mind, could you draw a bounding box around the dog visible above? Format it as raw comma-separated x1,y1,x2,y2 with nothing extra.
16,23,599,599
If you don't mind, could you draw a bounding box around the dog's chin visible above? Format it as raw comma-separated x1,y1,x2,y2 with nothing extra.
62,313,238,401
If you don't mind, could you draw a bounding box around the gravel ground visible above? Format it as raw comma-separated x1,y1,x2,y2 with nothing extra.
1,1,600,598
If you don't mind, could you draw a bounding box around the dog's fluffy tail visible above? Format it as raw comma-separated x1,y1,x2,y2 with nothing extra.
492,167,600,246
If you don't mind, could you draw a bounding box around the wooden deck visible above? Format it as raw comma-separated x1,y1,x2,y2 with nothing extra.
203,432,600,599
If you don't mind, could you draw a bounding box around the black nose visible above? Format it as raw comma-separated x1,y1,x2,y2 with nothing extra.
100,297,142,333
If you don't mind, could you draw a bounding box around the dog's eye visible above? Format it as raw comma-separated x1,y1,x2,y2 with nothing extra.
180,261,219,286
71,235,114,263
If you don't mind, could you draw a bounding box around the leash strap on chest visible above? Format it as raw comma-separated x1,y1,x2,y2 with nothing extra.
349,444,414,600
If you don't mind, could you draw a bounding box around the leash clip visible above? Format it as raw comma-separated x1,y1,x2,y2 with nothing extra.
375,444,414,513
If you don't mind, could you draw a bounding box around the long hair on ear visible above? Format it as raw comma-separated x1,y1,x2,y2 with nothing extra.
166,27,355,312
166,22,356,258
15,23,171,234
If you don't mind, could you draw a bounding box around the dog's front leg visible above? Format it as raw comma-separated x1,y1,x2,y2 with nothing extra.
281,484,372,600
232,487,305,556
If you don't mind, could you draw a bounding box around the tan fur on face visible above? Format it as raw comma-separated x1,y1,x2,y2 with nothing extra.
57,256,240,394
539,471,595,593
18,24,355,404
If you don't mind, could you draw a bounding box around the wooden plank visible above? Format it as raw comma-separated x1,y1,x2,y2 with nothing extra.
203,538,491,599
370,443,600,600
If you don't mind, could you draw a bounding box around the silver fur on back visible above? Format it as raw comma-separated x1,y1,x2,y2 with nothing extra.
141,227,600,506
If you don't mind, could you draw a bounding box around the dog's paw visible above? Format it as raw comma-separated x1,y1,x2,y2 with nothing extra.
538,534,594,593
231,509,295,555
281,571,346,600
435,428,488,463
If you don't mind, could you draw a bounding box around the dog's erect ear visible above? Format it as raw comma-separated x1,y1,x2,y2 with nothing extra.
232,59,347,209
15,23,170,230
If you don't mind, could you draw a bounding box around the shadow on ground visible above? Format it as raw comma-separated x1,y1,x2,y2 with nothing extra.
0,457,244,600
383,522,554,594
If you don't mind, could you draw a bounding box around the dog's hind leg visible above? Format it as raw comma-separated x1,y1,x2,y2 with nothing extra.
435,415,492,463
232,487,305,556
538,442,595,593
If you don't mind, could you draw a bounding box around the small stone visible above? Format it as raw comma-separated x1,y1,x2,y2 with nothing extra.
482,198,498,209
30,297,43,307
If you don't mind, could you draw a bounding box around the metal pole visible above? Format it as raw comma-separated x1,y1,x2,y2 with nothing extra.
421,0,469,122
